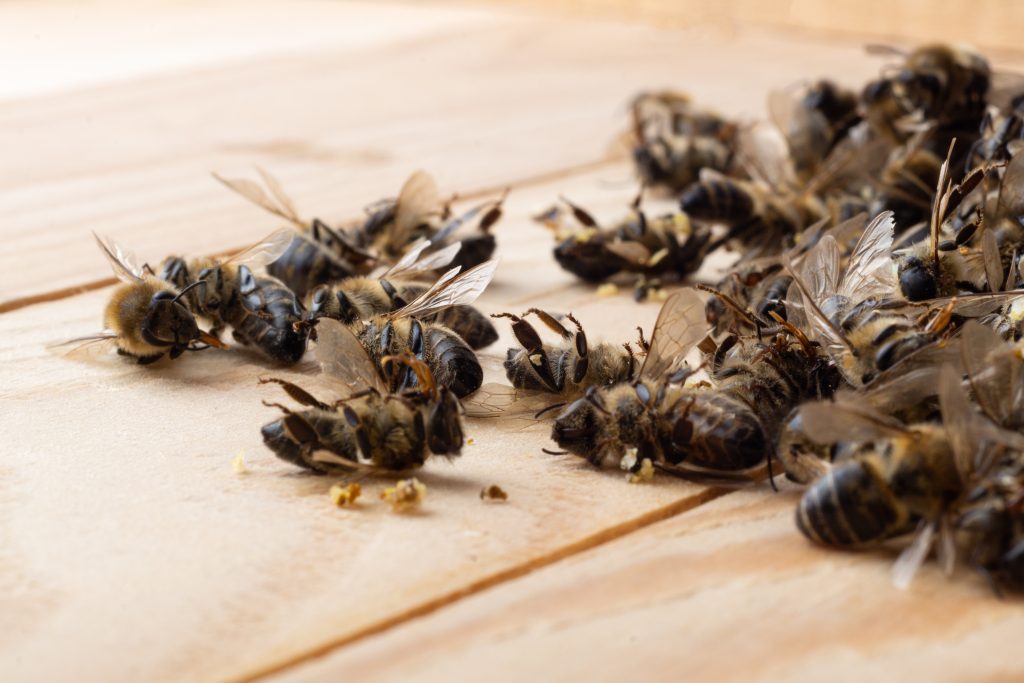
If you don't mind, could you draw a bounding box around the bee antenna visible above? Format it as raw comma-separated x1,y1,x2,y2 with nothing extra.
172,279,207,302
534,402,567,419
542,448,569,456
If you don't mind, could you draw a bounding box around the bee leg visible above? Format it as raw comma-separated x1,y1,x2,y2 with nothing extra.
521,308,572,339
565,313,589,384
258,377,330,410
492,312,561,392
342,406,374,462
136,353,163,365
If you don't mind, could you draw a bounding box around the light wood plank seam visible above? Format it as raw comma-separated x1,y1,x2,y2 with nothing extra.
236,485,732,683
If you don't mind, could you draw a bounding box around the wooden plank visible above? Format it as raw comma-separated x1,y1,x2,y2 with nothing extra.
0,8,892,309
0,165,734,683
271,482,1024,683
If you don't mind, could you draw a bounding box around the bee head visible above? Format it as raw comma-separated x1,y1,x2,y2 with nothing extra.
898,256,938,301
551,394,606,464
142,289,199,350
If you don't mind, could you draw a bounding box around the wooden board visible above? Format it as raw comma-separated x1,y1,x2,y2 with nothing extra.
3,3,1023,682
271,484,1024,683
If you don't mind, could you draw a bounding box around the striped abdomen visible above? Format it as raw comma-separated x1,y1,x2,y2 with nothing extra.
268,235,356,300
665,391,767,470
232,276,307,363
261,410,355,473
796,459,911,546
679,177,755,225
426,326,482,398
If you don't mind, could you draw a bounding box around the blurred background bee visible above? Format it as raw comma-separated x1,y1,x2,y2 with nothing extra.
160,228,308,364
345,170,506,273
536,191,713,298
303,239,498,349
629,90,742,193
261,318,463,474
58,234,223,364
215,169,375,299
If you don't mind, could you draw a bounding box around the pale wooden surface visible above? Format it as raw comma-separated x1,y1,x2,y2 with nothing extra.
1,3,1022,683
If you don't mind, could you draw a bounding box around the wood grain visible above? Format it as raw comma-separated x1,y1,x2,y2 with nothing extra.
270,483,1024,683
0,3,892,309
0,166,733,683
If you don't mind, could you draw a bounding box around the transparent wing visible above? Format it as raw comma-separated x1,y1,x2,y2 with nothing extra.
981,228,1004,291
639,288,708,381
798,401,911,445
394,170,442,243
314,319,385,394
93,233,144,283
255,167,302,226
962,320,1023,428
736,120,797,192
940,292,1024,317
212,172,306,229
48,331,120,360
856,365,942,413
392,259,497,320
892,520,935,590
460,383,558,426
838,211,896,300
937,363,977,482
380,239,461,279
803,234,841,303
222,228,295,268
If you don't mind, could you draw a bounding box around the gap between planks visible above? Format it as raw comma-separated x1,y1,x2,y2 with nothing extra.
237,486,731,683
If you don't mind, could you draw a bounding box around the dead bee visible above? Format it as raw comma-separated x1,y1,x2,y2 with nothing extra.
539,192,713,293
549,288,841,480
956,456,1024,592
63,234,223,364
630,90,741,192
333,260,499,398
215,169,375,299
303,240,498,349
796,360,1024,587
768,80,861,183
260,320,463,473
495,307,639,408
160,229,308,364
966,98,1024,170
888,44,991,132
348,170,505,273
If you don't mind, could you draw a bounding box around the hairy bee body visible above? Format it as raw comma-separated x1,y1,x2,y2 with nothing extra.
306,277,497,349
837,299,935,383
796,425,961,547
104,275,201,363
355,316,482,398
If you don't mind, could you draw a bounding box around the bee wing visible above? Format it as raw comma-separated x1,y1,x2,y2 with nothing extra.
787,236,851,355
380,239,461,279
934,291,1024,317
460,383,558,426
394,170,442,242
314,318,386,394
768,86,830,169
864,43,909,58
93,233,145,283
603,240,652,266
981,229,1004,291
805,127,891,196
938,363,979,482
736,120,797,193
638,288,708,381
213,172,306,229
891,520,935,590
838,211,896,301
221,228,294,268
855,365,942,412
254,167,303,226
48,331,120,359
962,320,1024,428
797,401,911,445
391,259,497,320
996,151,1024,222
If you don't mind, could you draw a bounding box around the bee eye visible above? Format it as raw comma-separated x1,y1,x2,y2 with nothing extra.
899,265,937,301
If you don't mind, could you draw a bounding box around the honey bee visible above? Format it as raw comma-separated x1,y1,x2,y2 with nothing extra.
965,97,1024,170
215,169,375,299
768,80,860,183
160,229,308,364
538,191,713,294
336,260,499,398
63,234,223,364
303,239,498,349
260,319,463,473
348,170,505,273
495,307,639,405
889,44,991,131
795,356,1024,587
630,91,741,192
548,288,841,481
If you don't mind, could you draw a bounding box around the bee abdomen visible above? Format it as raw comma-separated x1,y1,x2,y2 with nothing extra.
668,393,766,470
268,236,355,299
680,178,755,224
796,461,908,547
424,305,498,349
427,327,482,398
261,411,354,472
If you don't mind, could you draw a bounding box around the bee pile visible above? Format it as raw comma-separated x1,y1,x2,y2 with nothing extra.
68,43,1024,593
